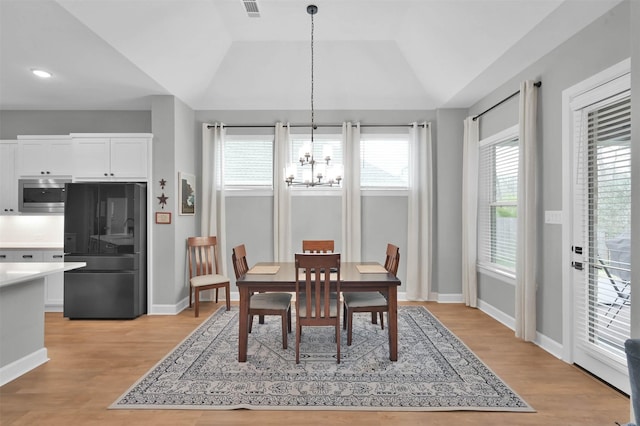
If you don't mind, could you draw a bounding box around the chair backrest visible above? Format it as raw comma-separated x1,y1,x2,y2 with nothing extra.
295,253,341,321
384,243,400,276
187,236,220,279
232,244,249,279
302,240,335,253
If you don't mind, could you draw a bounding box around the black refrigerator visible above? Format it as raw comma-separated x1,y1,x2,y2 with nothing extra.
63,182,147,319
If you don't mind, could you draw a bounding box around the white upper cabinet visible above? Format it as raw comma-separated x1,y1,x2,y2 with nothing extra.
0,141,18,214
17,136,73,177
71,134,152,181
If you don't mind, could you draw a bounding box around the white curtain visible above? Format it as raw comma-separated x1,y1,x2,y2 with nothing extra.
201,123,228,276
341,122,361,262
462,117,479,308
406,122,433,300
273,122,292,261
515,80,539,341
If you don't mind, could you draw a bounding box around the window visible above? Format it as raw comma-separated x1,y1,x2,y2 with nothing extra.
360,134,409,189
223,135,273,188
289,134,343,186
477,126,519,274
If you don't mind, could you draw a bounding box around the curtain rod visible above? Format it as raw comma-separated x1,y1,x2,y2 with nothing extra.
472,81,541,121
206,123,428,129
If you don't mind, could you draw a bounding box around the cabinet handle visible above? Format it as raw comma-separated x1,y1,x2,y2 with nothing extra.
22,255,33,259
53,255,63,258
41,171,45,174
110,173,114,176
104,173,109,176
0,255,6,259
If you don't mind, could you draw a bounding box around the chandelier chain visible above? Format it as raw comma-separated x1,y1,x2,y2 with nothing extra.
310,9,315,144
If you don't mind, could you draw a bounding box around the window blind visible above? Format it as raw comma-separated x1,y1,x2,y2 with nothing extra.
574,93,631,357
224,136,273,187
477,132,519,273
360,136,409,188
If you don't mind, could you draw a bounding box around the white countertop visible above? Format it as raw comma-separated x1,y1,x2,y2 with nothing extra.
0,243,64,249
0,262,85,288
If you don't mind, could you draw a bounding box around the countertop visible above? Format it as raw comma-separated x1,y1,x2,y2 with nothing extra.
0,262,85,288
0,243,64,249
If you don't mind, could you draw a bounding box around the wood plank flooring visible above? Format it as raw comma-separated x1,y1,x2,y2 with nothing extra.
0,302,631,425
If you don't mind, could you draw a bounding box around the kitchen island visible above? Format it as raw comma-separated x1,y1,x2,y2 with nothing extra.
0,262,85,386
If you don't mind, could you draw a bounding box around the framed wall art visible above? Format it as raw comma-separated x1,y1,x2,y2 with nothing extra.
179,172,196,215
155,212,172,224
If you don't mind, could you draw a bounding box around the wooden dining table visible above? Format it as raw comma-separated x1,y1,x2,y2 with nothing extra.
235,261,401,362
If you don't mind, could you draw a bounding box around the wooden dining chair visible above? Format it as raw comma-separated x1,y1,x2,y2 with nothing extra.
186,236,230,317
302,240,335,253
295,253,341,364
232,244,292,349
342,243,400,346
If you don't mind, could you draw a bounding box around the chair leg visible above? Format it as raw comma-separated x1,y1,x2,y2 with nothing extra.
336,323,340,364
379,312,384,330
281,312,288,349
343,305,347,330
189,286,193,308
371,312,378,325
224,285,230,311
296,323,302,364
347,308,353,346
248,315,254,333
194,288,200,317
287,307,292,332
214,288,219,303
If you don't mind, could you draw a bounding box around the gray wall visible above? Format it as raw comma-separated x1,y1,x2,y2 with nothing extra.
0,110,151,138
468,0,632,343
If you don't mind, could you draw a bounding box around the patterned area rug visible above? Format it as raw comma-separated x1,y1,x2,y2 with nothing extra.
111,306,533,411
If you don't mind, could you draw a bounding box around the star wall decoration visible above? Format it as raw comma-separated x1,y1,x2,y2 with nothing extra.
159,178,166,189
157,193,168,209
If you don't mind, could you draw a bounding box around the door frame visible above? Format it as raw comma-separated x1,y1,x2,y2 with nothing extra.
561,58,631,365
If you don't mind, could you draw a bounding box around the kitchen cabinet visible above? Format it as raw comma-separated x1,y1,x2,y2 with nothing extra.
71,134,152,181
0,249,65,311
0,141,18,214
17,136,73,177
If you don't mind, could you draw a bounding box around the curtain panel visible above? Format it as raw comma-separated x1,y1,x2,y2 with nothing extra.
515,80,539,342
406,122,433,300
201,123,228,276
273,123,293,261
462,117,479,308
341,122,362,262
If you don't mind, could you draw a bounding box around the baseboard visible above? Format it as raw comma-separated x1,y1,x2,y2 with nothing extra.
0,348,48,387
477,298,564,360
45,304,63,313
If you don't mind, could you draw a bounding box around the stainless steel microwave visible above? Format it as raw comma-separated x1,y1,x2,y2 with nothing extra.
18,178,71,213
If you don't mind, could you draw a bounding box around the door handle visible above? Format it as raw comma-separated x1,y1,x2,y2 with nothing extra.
572,261,583,271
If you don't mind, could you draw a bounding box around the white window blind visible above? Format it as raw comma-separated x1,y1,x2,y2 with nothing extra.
574,92,631,356
360,135,409,188
477,127,519,273
223,135,273,187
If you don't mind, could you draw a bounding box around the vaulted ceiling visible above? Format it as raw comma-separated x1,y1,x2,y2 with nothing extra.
0,0,623,111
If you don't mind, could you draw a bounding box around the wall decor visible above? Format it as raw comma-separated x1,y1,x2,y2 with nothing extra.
157,193,168,209
179,172,196,215
155,212,171,224
159,178,167,189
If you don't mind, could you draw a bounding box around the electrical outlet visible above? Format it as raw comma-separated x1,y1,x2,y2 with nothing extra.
545,210,563,224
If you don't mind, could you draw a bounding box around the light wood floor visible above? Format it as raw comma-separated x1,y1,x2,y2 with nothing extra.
0,301,631,426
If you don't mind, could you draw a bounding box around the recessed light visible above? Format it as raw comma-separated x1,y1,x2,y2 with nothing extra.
31,69,52,78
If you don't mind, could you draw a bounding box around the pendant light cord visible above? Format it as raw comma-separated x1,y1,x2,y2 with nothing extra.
310,7,315,145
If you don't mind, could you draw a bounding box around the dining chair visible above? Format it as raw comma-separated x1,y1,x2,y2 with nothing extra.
186,236,230,317
295,253,341,364
342,243,400,346
232,244,292,349
302,240,335,253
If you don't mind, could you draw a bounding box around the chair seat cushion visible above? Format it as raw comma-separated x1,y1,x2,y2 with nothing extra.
343,291,387,308
190,274,229,287
250,293,292,310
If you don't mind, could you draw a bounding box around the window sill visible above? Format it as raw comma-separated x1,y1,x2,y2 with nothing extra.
477,264,516,286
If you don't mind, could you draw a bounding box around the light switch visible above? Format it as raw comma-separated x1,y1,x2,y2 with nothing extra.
545,210,563,224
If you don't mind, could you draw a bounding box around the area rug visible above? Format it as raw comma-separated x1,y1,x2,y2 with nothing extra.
111,306,533,411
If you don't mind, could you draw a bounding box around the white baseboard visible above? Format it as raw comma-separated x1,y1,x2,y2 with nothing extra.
477,298,564,360
0,348,48,387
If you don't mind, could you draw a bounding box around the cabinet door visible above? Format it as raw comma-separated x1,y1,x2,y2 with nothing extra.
44,251,65,310
19,139,73,176
73,138,111,178
0,142,18,214
109,138,149,179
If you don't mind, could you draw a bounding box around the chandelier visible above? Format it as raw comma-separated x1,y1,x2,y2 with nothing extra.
285,4,342,187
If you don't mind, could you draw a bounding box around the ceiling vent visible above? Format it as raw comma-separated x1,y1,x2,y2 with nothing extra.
242,0,260,18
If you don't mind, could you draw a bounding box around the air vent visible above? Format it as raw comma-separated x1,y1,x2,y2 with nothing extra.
242,0,260,18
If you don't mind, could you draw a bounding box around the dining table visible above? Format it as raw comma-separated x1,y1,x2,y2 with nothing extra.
235,261,401,362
